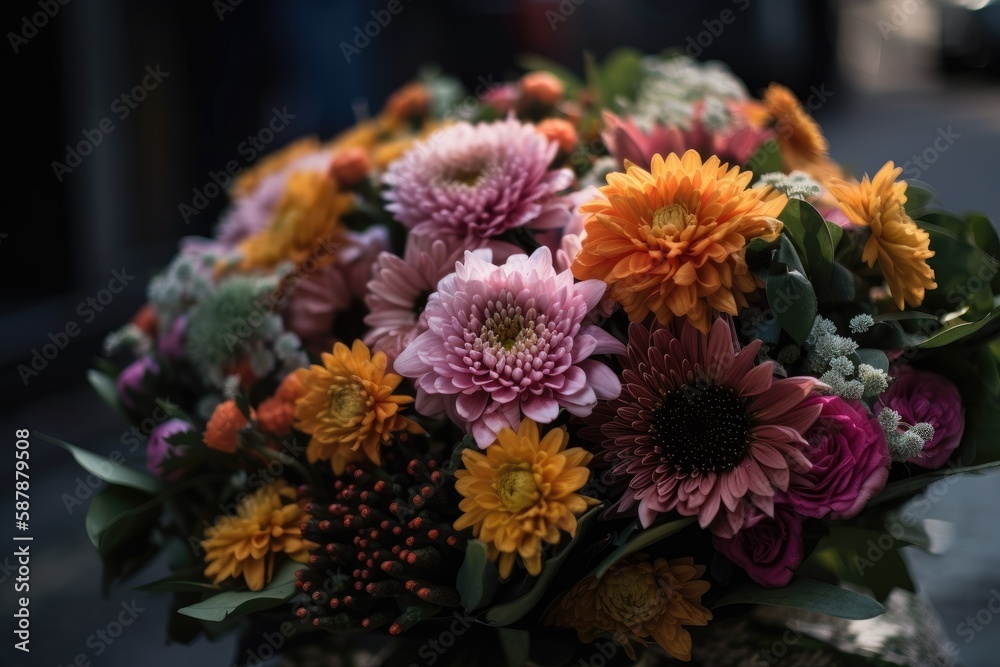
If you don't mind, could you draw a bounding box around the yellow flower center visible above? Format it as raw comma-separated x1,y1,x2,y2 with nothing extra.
495,464,539,512
650,203,693,235
598,566,663,626
327,383,366,423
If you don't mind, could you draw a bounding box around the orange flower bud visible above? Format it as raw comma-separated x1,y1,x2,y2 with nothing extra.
329,147,372,187
536,118,577,154
520,72,564,106
204,400,249,453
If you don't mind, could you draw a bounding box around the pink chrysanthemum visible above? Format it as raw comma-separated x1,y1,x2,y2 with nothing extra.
363,234,471,364
583,319,822,538
393,246,624,448
382,118,574,240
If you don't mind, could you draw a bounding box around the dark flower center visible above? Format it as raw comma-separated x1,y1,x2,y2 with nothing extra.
650,383,752,474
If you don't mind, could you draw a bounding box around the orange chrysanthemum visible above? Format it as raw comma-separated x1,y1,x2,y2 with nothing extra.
231,137,322,198
828,161,937,309
201,480,316,591
257,373,306,437
453,419,599,579
203,399,250,453
763,83,828,168
237,169,352,270
547,556,713,662
294,340,421,475
571,150,786,333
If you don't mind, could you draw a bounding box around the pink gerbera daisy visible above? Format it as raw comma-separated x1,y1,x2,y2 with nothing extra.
382,118,574,240
583,319,822,538
363,233,470,364
393,246,624,448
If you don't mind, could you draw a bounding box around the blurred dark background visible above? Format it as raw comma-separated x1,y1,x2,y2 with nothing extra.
2,1,998,665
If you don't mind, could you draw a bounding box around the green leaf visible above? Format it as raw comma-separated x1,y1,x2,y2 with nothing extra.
829,263,857,303
498,628,531,667
482,505,603,626
903,182,938,217
447,435,477,474
917,305,999,349
712,577,885,620
456,539,498,611
587,517,695,579
88,369,124,413
599,48,645,108
917,219,999,315
38,432,165,494
773,235,807,276
805,526,914,601
766,270,818,344
826,219,844,251
779,199,835,292
868,460,1000,507
85,484,160,555
744,139,783,179
136,567,223,593
177,559,300,622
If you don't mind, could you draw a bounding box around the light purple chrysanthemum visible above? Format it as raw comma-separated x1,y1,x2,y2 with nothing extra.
382,118,574,240
363,234,472,365
393,246,624,448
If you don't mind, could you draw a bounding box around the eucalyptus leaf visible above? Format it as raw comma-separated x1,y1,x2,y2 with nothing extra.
779,199,835,292
177,559,300,622
588,517,695,579
744,139,783,179
85,484,160,555
917,306,999,349
868,460,1000,507
88,369,124,414
853,349,889,373
712,577,885,620
137,567,223,593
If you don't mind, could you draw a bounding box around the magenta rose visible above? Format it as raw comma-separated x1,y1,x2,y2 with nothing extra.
147,418,193,479
881,366,965,469
713,501,804,588
786,395,891,520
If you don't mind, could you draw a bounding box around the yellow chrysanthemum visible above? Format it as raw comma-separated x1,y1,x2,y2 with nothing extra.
201,480,315,591
231,137,322,198
547,556,713,662
828,161,937,309
237,169,352,270
571,150,787,333
294,340,421,475
452,419,599,579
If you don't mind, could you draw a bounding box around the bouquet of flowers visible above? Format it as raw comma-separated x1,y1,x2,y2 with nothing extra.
55,51,1000,666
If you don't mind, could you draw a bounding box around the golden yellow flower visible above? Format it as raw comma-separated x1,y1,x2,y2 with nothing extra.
294,340,421,475
547,556,713,662
201,480,315,591
231,137,322,198
452,419,598,579
763,83,828,168
237,169,352,270
828,161,937,309
571,150,786,333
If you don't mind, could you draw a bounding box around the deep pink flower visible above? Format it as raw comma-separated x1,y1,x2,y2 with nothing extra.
284,227,388,352
382,118,574,240
393,246,623,448
157,315,187,360
583,319,822,538
713,500,805,588
147,418,194,479
363,234,470,365
786,395,891,520
602,105,772,170
881,366,965,469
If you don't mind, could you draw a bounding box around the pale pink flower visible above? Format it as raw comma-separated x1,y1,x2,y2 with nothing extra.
393,246,623,448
